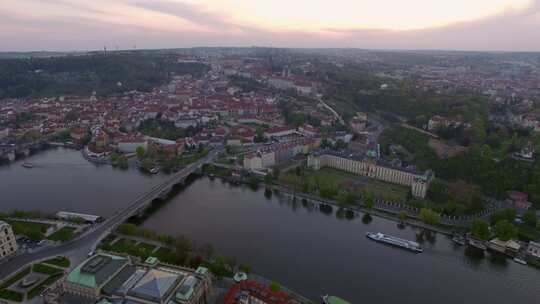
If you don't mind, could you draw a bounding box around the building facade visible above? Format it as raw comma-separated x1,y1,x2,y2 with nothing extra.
63,253,212,304
243,138,316,170
527,241,540,261
307,151,433,198
0,221,18,261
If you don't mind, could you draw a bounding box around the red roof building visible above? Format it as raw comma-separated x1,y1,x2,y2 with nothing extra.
223,280,299,304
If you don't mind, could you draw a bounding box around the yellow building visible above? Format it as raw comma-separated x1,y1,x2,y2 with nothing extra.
307,151,432,198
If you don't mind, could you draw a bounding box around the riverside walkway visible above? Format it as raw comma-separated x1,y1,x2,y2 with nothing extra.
270,184,510,227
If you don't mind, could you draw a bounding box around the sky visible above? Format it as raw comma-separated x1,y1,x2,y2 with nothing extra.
1,0,540,52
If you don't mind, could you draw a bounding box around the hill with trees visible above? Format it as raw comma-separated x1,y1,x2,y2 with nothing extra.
0,51,209,98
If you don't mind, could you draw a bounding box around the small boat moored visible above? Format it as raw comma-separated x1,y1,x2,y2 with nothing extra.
513,257,528,265
366,232,423,253
21,162,34,168
452,235,466,246
322,295,351,304
468,239,487,251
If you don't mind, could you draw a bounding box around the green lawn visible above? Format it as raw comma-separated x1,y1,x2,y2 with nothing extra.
0,289,24,302
302,168,356,185
153,247,177,264
155,247,171,256
0,262,65,302
281,167,410,202
102,239,155,259
138,242,157,252
7,220,50,240
46,227,76,242
362,180,410,202
0,267,31,289
280,168,354,189
32,263,63,275
42,257,70,268
27,272,63,299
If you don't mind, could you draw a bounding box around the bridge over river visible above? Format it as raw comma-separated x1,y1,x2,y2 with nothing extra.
0,148,221,281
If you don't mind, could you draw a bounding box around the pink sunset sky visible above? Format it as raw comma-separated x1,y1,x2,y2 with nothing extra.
2,0,540,52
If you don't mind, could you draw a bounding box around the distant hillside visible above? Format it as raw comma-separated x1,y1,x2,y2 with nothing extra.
0,51,80,59
0,51,209,99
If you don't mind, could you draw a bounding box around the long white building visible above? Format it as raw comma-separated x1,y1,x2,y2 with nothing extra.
0,221,18,261
307,150,433,198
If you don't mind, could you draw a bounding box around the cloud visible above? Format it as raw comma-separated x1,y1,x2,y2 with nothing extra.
317,0,540,51
131,1,234,30
1,0,540,51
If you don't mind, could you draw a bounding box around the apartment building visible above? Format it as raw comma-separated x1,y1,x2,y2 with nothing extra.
0,221,18,260
243,138,317,170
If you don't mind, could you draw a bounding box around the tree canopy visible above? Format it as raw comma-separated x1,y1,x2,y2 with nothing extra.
0,51,209,98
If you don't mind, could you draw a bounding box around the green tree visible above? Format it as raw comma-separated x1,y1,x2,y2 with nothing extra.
319,183,337,199
336,190,356,205
419,208,440,225
117,223,137,235
158,234,175,245
175,235,193,253
139,158,154,172
320,138,332,149
470,219,490,240
142,228,157,239
522,209,537,227
254,126,265,143
471,119,487,144
264,173,274,185
490,209,516,225
398,211,407,223
269,282,281,293
239,264,252,274
494,220,518,241
110,153,120,164
136,146,146,159
427,179,448,203
362,190,375,211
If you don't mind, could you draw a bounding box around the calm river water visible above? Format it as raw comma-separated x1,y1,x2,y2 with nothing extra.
1,149,539,303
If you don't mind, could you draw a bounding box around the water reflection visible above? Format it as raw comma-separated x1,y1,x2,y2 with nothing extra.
319,203,333,216
488,252,509,269
415,229,437,245
264,188,272,199
464,246,485,267
362,213,373,224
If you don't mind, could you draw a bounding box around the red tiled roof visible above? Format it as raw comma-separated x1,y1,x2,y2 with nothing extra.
223,281,296,304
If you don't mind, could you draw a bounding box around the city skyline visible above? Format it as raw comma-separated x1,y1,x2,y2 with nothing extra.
2,0,540,52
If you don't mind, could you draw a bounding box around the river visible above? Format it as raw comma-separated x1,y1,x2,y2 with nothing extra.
1,148,539,303
0,148,169,216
